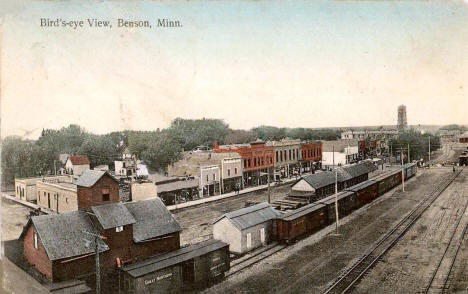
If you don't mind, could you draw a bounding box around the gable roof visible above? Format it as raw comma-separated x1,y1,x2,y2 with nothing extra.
301,171,337,189
75,170,118,187
340,161,377,179
27,211,109,261
91,202,136,229
213,202,280,230
67,155,90,165
125,198,182,242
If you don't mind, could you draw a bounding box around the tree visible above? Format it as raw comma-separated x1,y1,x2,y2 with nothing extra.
168,118,230,150
224,130,257,144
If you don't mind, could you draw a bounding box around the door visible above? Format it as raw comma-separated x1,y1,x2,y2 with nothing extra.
260,228,265,244
246,233,252,249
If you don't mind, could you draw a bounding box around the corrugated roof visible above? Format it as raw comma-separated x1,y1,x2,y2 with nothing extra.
75,170,117,187
91,202,136,229
68,155,90,165
280,203,325,221
213,202,280,230
125,198,182,242
30,211,109,261
122,239,228,278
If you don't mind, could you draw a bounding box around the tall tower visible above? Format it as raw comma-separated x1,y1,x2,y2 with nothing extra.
397,105,407,131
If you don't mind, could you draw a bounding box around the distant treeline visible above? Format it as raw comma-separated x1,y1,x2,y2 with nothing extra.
1,118,344,185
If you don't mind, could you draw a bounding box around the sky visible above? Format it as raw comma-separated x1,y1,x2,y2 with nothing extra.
1,0,467,139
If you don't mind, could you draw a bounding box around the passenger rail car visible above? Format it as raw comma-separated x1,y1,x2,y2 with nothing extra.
317,191,357,224
276,203,328,243
345,180,378,207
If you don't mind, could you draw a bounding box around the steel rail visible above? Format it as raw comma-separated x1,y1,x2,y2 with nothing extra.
322,168,464,294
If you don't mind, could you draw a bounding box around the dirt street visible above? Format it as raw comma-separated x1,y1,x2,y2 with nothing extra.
173,184,293,245
203,168,453,294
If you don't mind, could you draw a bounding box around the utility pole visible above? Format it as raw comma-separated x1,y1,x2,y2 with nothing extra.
428,136,431,168
407,143,410,163
267,166,271,204
54,160,57,176
401,149,405,192
82,230,107,294
334,169,339,234
332,145,335,170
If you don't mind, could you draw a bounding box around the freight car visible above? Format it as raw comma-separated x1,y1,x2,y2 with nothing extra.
373,170,401,196
345,180,378,207
120,239,230,294
402,163,417,179
276,203,328,243
317,191,357,224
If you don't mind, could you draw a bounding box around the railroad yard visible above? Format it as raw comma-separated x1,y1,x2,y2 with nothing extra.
202,167,467,294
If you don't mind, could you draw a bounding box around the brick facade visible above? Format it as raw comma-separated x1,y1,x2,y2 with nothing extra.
24,225,53,280
77,174,120,210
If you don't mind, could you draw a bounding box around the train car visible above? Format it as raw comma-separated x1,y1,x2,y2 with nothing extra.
121,239,230,294
403,163,417,179
317,191,357,224
373,169,401,196
345,180,378,207
276,203,328,243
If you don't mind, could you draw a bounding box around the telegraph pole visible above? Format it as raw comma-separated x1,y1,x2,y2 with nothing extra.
334,169,339,234
428,136,431,168
267,166,271,204
82,230,107,294
407,143,410,163
401,149,405,192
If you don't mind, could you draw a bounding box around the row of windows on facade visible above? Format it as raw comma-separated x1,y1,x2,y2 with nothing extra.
37,188,111,206
276,149,300,163
243,156,273,169
205,168,239,182
302,148,321,159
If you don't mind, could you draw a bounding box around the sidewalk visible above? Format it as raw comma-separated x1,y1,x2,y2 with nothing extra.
1,193,55,214
167,175,303,211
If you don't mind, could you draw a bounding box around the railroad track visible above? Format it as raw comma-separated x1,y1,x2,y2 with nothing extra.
423,200,468,294
227,242,287,277
322,168,464,294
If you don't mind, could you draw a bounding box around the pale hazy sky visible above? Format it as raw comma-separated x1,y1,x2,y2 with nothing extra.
1,1,467,139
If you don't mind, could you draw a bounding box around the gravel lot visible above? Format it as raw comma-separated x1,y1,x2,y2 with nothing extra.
173,183,293,245
202,168,453,294
353,168,468,294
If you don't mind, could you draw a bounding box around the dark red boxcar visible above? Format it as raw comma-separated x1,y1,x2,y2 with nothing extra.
276,203,327,243
317,190,357,224
345,180,377,207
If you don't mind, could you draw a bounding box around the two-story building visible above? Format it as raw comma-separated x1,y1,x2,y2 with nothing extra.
300,141,322,173
64,155,90,176
214,140,274,187
268,139,301,181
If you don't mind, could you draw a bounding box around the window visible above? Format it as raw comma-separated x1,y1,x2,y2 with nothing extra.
65,197,68,204
246,233,252,249
206,175,209,182
33,232,38,249
248,159,251,167
276,151,279,163
235,168,238,174
244,159,247,168
254,158,257,166
102,188,110,201
116,226,123,232
212,174,215,181
228,169,231,176
38,192,40,201
289,150,291,160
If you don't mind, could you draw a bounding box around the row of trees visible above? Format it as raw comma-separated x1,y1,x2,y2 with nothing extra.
1,119,343,186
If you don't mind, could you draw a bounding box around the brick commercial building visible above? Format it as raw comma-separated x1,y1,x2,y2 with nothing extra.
214,140,274,187
300,141,322,173
459,131,468,143
268,139,302,181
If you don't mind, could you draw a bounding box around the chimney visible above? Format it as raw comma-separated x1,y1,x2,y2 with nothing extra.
214,141,219,150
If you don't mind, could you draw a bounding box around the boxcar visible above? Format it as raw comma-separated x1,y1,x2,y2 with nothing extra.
346,180,378,207
121,239,230,294
317,191,357,224
276,203,328,243
403,163,417,179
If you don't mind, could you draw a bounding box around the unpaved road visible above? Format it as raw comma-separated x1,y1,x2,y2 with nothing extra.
203,168,454,294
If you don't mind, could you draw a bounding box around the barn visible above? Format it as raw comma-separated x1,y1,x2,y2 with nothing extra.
212,203,280,254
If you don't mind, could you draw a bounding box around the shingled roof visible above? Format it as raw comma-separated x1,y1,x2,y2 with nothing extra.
301,171,337,189
67,155,90,165
213,202,280,230
125,198,182,242
91,202,136,229
27,211,109,261
75,170,118,187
